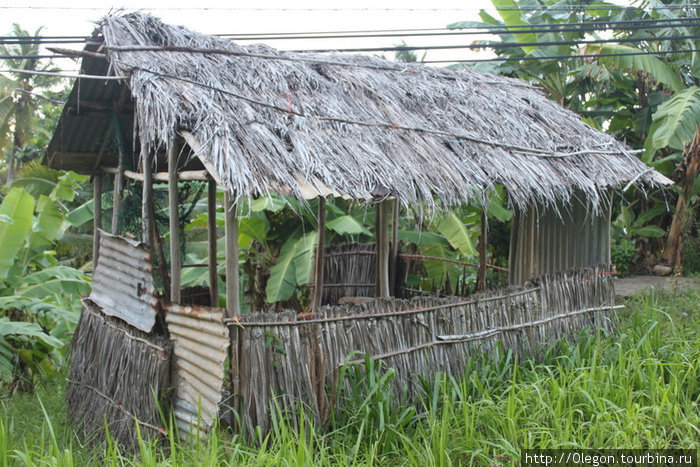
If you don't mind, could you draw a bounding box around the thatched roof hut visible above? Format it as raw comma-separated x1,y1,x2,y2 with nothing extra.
53,13,675,441
48,12,668,213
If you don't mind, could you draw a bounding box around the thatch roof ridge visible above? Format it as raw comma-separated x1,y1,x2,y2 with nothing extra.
98,13,669,211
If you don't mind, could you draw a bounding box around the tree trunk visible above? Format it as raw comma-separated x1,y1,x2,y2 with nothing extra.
661,127,700,272
6,143,18,185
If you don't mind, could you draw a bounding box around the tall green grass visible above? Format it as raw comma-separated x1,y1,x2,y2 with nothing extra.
1,289,698,466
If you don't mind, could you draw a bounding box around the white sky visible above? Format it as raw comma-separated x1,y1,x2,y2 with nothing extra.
0,0,504,69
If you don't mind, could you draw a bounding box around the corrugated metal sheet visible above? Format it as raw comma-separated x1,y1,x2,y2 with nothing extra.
509,195,611,285
165,304,229,441
90,231,158,332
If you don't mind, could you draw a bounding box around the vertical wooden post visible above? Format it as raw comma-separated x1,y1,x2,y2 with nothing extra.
92,173,102,269
311,197,326,310
141,152,153,246
207,180,219,307
224,190,241,432
375,200,390,298
476,207,488,292
224,191,240,318
389,198,399,296
168,139,181,304
111,126,126,234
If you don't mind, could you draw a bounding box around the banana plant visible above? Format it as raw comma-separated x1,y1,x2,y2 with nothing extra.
0,173,91,388
182,193,376,310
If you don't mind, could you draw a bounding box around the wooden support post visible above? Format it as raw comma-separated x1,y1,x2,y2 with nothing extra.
92,173,102,269
168,139,181,304
311,197,326,310
141,152,153,246
476,207,488,292
224,191,240,318
111,120,126,234
375,200,390,298
207,180,219,307
389,198,399,296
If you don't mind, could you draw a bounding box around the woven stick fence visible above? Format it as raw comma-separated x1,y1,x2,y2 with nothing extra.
321,243,376,305
228,266,616,436
66,299,171,446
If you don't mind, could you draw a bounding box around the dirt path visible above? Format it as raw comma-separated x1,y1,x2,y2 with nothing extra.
614,275,700,297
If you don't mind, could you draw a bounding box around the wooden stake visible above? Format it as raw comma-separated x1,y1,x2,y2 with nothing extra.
389,199,399,296
224,191,240,318
311,197,326,310
476,207,488,292
375,200,390,298
141,152,153,246
151,215,170,301
207,180,219,307
111,115,127,234
168,139,181,304
92,173,102,269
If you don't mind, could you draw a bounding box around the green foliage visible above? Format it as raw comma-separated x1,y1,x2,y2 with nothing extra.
591,43,685,93
451,0,699,273
330,354,416,457
611,237,637,276
0,174,90,389
645,86,700,156
0,188,34,280
265,231,318,304
435,211,476,257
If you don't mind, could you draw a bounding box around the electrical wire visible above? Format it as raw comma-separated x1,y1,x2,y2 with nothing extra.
3,31,695,62
422,47,700,63
0,5,697,11
3,44,695,74
220,16,700,37
291,34,700,54
1,17,698,46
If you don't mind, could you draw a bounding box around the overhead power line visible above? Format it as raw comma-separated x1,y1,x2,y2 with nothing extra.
221,16,700,36
1,45,696,77
0,5,697,11
0,17,697,46
216,16,700,38
225,21,700,41
0,68,124,80
0,54,68,60
424,48,700,63
291,34,700,54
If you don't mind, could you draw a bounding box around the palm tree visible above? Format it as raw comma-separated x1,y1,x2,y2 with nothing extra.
0,24,61,184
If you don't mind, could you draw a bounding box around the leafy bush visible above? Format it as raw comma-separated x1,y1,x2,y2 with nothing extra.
611,237,638,276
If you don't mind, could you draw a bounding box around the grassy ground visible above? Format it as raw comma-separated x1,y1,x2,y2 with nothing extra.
1,288,698,466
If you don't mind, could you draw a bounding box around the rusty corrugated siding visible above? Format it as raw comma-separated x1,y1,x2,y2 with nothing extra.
89,231,158,332
509,196,611,285
165,304,229,441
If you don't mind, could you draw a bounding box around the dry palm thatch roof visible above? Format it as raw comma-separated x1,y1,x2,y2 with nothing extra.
95,13,668,211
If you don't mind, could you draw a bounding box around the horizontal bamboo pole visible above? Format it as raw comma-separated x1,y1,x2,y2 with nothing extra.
101,166,211,182
226,287,539,327
341,304,624,365
400,253,509,273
